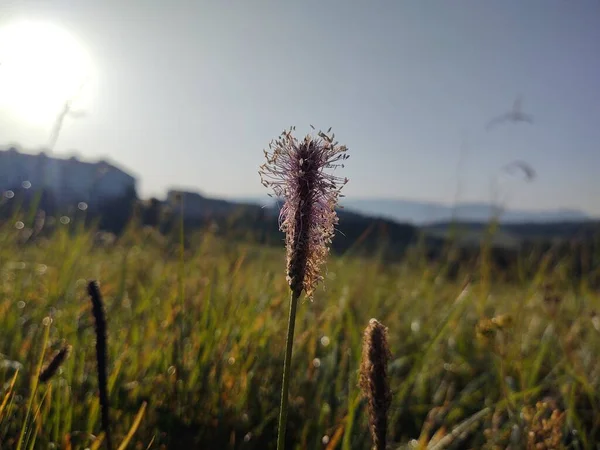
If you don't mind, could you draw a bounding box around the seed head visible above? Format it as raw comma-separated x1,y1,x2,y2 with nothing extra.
359,318,392,450
87,280,112,450
39,344,72,383
259,126,349,298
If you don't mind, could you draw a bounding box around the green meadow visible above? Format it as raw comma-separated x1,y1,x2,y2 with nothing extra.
0,216,598,449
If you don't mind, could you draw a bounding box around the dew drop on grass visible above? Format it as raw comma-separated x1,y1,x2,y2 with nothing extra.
78,202,88,211
411,320,421,333
15,221,24,230
592,316,600,331
228,357,236,365
60,216,70,225
5,190,14,199
321,435,330,445
17,301,25,309
320,336,330,347
312,358,321,368
167,366,176,376
124,381,139,390
42,316,52,326
21,181,31,189
244,433,252,442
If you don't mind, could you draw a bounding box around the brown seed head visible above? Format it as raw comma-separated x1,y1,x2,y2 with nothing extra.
359,318,392,450
39,344,72,383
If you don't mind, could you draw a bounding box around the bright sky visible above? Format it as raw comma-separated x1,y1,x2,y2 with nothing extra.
0,1,599,215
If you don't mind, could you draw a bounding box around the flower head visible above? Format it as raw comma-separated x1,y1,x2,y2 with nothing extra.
359,318,392,450
259,126,348,298
39,344,72,383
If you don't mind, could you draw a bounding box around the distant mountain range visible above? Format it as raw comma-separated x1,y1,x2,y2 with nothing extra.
340,198,591,224
237,196,592,225
166,194,598,272
1,146,595,263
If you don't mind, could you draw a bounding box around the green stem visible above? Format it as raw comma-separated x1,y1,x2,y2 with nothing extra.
277,289,300,450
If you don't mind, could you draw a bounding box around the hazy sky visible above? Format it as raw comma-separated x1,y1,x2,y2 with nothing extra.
0,1,599,215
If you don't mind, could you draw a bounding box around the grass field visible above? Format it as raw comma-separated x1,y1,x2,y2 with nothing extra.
0,215,599,449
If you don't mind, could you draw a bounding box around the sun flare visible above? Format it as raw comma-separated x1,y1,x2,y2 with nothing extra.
0,20,94,125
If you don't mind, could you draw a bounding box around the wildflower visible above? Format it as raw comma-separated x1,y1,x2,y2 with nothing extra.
359,319,392,450
522,401,565,450
259,126,349,298
260,127,348,450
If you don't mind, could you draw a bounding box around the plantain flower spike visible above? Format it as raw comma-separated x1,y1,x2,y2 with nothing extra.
359,318,392,450
259,126,349,298
39,344,72,383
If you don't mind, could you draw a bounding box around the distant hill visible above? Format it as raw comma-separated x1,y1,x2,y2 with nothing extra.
425,220,600,248
154,192,430,260
149,194,598,286
339,198,591,225
237,196,592,226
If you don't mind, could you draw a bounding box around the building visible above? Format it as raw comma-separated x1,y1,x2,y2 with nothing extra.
0,146,136,208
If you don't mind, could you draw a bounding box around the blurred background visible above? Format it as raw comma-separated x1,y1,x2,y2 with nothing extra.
1,1,599,217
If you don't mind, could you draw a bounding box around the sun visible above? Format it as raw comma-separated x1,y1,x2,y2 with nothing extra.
0,20,94,126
